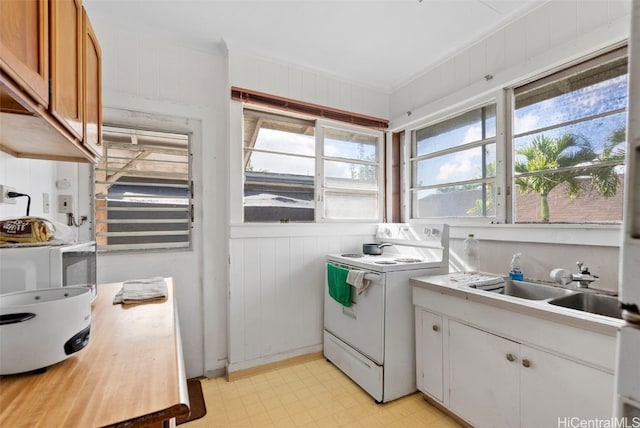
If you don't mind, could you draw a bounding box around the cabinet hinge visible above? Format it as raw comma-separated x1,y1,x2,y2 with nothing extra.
189,180,194,197
190,204,194,222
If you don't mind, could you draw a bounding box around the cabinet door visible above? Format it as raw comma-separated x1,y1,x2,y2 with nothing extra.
82,8,101,157
418,309,444,402
50,0,83,140
449,320,520,428
0,0,49,106
520,345,615,428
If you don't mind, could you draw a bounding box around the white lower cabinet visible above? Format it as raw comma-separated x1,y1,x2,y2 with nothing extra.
413,287,617,428
416,308,444,402
519,345,614,428
447,320,614,428
449,321,521,427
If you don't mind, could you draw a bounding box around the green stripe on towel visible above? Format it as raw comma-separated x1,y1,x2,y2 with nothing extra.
327,264,352,307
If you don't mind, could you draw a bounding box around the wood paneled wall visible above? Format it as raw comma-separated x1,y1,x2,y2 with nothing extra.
228,230,373,372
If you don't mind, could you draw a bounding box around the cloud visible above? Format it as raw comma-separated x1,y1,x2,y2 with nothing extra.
436,151,476,182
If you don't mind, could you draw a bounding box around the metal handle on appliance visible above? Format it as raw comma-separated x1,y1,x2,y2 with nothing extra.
363,272,382,281
0,312,36,325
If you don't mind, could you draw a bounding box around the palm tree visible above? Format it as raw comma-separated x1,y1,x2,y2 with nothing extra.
515,133,623,222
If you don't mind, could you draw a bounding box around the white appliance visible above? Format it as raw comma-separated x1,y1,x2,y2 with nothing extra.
617,0,640,420
0,241,97,298
324,223,449,403
0,287,92,375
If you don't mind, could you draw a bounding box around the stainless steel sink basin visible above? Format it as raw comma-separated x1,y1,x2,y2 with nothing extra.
490,280,577,300
548,293,622,319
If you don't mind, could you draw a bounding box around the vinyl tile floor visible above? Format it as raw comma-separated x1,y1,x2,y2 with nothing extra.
183,358,463,428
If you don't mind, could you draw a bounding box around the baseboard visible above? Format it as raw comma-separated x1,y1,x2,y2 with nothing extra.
226,351,323,381
203,368,226,379
421,393,473,428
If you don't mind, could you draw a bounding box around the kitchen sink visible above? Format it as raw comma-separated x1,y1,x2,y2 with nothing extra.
548,292,622,319
490,280,577,300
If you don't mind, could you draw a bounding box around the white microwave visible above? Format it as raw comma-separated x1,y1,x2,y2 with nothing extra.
0,241,96,297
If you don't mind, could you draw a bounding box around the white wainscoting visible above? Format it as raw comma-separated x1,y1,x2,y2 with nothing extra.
227,224,376,373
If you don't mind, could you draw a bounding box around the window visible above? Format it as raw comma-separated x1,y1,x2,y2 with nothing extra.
409,46,628,226
243,109,383,222
321,126,381,220
411,104,497,219
513,49,627,223
95,126,192,251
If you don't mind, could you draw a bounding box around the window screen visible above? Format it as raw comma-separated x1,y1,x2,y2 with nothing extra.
95,126,192,251
513,48,627,223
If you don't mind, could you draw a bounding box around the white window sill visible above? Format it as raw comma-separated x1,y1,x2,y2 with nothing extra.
230,221,621,247
441,223,621,247
230,222,379,239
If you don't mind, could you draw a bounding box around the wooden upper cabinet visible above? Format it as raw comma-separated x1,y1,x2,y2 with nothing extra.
50,0,83,140
0,0,102,163
0,0,50,107
83,7,102,158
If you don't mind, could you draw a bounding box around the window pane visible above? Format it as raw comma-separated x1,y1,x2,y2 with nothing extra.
514,113,627,168
513,52,627,224
95,126,191,251
324,160,377,190
244,189,314,222
320,125,382,221
244,150,314,175
324,192,378,220
415,144,496,187
514,58,628,135
514,174,624,223
415,105,495,156
244,153,315,223
324,128,378,162
413,183,496,218
249,128,315,156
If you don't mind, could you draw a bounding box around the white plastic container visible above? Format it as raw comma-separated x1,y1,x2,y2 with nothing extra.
0,287,92,375
463,234,480,273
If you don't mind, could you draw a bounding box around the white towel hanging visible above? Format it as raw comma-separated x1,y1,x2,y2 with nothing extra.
346,270,372,295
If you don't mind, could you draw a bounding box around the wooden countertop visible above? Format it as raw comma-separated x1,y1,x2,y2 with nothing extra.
0,278,189,427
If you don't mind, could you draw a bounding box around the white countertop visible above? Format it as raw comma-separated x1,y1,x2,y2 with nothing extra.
410,273,623,336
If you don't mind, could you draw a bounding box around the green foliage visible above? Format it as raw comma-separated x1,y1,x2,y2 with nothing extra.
514,130,624,222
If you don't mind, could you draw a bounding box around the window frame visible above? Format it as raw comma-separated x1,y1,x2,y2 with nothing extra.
409,102,500,222
405,45,628,231
509,49,627,225
316,120,385,222
95,124,194,253
240,107,385,223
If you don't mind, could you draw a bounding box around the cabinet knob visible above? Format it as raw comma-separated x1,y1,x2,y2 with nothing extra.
506,353,516,362
522,359,531,368
432,325,440,332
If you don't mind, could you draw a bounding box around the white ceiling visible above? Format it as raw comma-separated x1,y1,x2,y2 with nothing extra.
83,0,548,93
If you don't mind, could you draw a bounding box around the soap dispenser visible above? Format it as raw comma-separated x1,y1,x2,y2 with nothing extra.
509,253,524,280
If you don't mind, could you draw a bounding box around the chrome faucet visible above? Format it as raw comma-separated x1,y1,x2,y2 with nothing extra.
572,262,599,288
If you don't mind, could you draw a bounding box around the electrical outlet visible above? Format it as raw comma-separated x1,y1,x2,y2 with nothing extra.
58,194,73,213
0,185,17,204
